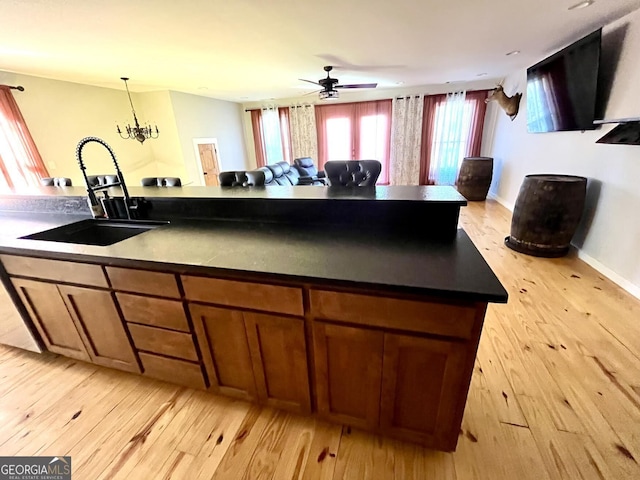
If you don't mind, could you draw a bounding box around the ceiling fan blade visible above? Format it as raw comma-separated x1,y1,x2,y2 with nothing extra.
335,83,378,89
299,78,321,86
303,89,321,96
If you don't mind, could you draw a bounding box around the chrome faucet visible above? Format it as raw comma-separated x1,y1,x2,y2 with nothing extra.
75,137,137,219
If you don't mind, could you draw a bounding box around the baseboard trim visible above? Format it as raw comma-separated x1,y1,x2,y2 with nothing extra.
577,250,640,300
486,192,640,300
487,192,514,211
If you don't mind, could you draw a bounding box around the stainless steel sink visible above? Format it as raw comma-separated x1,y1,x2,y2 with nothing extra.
20,219,168,246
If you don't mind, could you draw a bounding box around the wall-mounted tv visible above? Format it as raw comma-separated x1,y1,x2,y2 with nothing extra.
527,29,602,133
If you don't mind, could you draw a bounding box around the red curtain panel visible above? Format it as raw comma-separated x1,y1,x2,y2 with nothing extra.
0,86,49,188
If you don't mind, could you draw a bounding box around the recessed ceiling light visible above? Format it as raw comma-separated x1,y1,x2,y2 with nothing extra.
568,0,594,10
198,86,208,90
506,50,521,56
476,73,488,77
396,81,404,85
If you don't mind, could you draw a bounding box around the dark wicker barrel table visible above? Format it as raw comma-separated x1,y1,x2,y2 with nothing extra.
505,174,587,257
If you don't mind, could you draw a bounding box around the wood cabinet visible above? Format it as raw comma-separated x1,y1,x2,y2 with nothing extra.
244,312,311,414
191,304,257,401
380,333,467,449
128,323,198,361
138,352,206,390
12,278,90,361
313,321,471,448
58,285,140,373
11,278,139,373
182,275,304,316
313,322,384,429
2,253,488,451
191,304,311,413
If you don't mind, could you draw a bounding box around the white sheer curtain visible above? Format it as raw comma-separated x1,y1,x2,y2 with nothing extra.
429,90,469,185
261,107,284,164
289,104,318,161
389,95,423,185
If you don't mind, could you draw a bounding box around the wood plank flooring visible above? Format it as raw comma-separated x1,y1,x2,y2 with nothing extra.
1,199,639,479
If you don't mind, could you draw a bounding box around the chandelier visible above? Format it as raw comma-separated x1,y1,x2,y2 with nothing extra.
116,77,159,144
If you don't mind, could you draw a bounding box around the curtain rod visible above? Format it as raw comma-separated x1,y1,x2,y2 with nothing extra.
1,85,25,91
395,88,490,100
245,89,491,110
244,105,312,112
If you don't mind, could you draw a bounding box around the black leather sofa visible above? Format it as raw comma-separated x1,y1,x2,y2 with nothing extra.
220,161,326,187
251,161,324,186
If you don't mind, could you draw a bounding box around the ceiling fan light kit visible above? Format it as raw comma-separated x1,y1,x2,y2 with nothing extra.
300,66,377,101
319,90,339,100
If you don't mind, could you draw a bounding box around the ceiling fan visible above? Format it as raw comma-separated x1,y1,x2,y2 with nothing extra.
299,66,377,100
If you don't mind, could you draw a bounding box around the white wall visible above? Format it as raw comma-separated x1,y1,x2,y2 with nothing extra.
134,90,186,181
0,70,159,185
168,91,249,184
487,8,640,297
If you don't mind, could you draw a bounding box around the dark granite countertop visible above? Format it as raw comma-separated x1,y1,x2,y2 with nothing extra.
0,185,468,204
0,210,508,303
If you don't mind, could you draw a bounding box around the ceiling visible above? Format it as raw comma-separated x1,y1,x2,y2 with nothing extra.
1,0,639,102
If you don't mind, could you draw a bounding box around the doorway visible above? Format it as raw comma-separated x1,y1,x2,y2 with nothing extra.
194,139,221,186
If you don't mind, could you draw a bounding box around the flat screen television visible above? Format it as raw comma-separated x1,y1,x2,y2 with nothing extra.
527,29,601,133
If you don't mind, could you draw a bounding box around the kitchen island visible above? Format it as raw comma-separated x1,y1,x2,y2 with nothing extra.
0,186,507,451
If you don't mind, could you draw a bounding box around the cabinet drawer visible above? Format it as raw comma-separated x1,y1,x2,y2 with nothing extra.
128,323,198,361
107,267,180,298
1,255,107,288
139,352,206,390
309,290,477,339
117,293,190,332
181,275,303,316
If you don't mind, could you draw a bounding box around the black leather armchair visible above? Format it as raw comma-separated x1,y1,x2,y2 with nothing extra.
219,171,265,187
325,160,382,186
293,157,326,185
40,177,72,187
141,177,182,187
87,175,119,187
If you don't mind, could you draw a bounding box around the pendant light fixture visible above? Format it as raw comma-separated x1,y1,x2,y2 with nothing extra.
116,77,159,144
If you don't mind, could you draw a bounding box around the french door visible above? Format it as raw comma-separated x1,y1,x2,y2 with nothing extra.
316,100,392,184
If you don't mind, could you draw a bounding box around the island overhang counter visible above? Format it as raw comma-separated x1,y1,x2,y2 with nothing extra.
0,185,508,451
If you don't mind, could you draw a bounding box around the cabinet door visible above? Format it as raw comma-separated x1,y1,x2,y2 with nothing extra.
313,322,384,429
11,278,89,361
244,312,311,414
191,304,257,400
380,333,468,449
58,285,140,373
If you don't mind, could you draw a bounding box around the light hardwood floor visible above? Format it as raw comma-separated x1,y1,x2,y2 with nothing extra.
1,199,639,479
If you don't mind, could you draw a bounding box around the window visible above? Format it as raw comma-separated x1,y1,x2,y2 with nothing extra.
420,91,488,185
249,107,291,167
429,98,474,185
316,100,392,184
261,109,285,163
